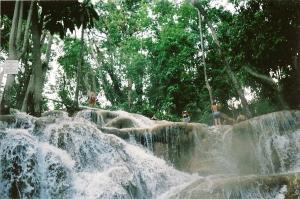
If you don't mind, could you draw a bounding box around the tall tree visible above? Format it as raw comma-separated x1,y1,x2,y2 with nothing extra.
197,9,213,105
219,0,300,109
57,36,92,111
74,16,85,109
1,0,98,116
0,1,33,114
192,0,252,117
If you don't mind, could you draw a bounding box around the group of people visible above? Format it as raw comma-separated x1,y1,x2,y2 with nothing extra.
181,100,221,126
89,91,222,126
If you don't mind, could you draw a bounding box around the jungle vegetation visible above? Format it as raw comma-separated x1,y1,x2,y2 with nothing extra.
0,0,299,124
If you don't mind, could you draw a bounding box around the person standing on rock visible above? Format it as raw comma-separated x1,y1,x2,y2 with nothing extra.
211,101,221,126
88,91,97,107
182,111,190,123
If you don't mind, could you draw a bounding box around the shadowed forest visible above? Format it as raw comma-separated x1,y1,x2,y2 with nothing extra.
0,0,299,123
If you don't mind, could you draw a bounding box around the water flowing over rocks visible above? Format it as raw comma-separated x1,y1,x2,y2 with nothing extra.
0,110,190,199
158,110,300,199
0,109,300,198
161,172,300,199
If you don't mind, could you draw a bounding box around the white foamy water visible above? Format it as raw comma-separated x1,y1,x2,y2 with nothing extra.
0,112,192,199
1,110,300,199
114,110,156,128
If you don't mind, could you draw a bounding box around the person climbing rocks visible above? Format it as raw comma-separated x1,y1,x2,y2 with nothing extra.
88,91,97,107
182,111,190,123
211,101,221,126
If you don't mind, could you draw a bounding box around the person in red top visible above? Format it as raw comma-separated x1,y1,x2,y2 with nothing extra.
88,91,97,107
211,101,221,126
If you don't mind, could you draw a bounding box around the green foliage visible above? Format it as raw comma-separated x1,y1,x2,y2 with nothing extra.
1,1,99,38
213,0,300,108
146,2,202,117
85,0,299,120
58,89,74,109
3,0,297,119
0,16,11,52
250,98,280,117
57,37,92,107
0,0,99,116
40,1,99,38
58,37,88,78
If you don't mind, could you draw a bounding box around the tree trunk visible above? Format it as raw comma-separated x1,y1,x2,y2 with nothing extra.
22,2,43,116
295,32,300,108
88,39,120,106
87,39,116,105
225,64,252,117
1,1,33,114
17,74,30,109
20,0,34,58
16,59,31,109
135,80,143,106
21,75,33,112
74,23,85,109
107,54,124,101
41,33,53,92
128,78,133,109
192,1,252,117
32,3,43,116
0,1,20,114
198,9,213,105
82,73,89,94
16,1,24,47
294,54,300,106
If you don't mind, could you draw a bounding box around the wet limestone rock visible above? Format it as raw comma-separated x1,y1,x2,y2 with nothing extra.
229,110,300,175
168,172,300,199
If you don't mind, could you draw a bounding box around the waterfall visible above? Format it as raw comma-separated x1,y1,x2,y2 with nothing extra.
1,109,300,199
157,111,300,199
0,111,191,199
226,110,300,174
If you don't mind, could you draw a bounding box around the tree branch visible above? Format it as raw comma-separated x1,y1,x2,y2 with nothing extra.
40,30,47,46
43,97,63,104
243,66,276,86
243,66,288,108
44,33,53,66
74,22,85,107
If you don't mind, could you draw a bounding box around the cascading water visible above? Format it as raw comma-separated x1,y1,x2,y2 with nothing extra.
1,109,300,199
0,111,191,199
158,111,300,199
92,109,300,198
224,111,300,175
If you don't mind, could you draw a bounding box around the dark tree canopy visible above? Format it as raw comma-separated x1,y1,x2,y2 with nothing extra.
1,1,99,38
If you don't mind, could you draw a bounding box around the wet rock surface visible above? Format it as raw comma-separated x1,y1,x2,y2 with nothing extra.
166,172,300,199
1,109,300,198
0,109,190,199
